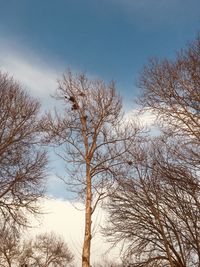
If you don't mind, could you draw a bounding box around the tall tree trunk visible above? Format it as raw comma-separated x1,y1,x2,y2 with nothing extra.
82,164,92,267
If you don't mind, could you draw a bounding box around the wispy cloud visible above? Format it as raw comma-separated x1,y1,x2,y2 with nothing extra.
0,40,60,101
123,108,156,129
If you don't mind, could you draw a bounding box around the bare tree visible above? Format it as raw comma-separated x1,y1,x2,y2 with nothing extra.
44,72,140,267
128,35,200,266
0,72,47,228
105,136,200,267
138,33,200,234
20,232,74,267
0,223,20,267
138,36,200,168
0,230,74,267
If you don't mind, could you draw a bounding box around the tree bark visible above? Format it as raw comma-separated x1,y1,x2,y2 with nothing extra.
82,163,92,267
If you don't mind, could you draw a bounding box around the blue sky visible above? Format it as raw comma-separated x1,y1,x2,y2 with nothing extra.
0,0,199,98
0,0,200,197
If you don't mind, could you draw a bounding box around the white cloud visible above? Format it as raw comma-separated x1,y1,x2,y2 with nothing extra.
0,40,60,103
123,108,156,128
28,197,122,266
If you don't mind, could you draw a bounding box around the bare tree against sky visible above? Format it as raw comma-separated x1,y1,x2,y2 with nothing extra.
0,72,47,228
0,223,20,267
139,37,200,139
0,229,74,267
20,232,74,267
105,137,200,267
44,72,141,267
105,36,200,267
